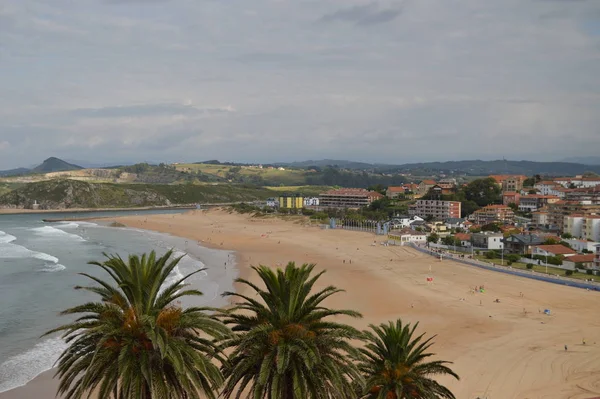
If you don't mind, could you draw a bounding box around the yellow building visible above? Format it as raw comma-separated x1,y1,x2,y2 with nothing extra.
278,195,304,209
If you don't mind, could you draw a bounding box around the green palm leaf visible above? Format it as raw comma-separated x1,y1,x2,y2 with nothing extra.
220,262,364,399
44,250,231,399
357,319,459,399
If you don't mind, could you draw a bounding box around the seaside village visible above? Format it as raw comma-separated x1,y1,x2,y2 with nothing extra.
265,175,600,276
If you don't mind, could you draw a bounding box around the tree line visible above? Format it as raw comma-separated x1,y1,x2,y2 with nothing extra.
46,251,458,399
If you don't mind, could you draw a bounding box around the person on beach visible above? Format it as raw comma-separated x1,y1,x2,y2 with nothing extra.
565,345,568,351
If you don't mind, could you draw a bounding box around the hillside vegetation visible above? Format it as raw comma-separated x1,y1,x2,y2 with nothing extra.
0,179,273,209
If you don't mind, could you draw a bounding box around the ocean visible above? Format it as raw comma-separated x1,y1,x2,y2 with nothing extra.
0,210,235,393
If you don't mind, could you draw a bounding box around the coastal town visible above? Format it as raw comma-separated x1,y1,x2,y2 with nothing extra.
267,174,600,275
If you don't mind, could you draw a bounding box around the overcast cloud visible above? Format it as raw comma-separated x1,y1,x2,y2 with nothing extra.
0,0,599,168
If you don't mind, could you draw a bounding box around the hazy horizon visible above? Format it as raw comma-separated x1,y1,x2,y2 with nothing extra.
1,0,599,169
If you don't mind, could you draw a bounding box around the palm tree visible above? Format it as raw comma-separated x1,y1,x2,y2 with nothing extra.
44,250,230,399
220,262,364,399
357,319,458,399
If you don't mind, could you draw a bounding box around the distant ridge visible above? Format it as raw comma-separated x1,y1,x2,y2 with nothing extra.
31,157,83,173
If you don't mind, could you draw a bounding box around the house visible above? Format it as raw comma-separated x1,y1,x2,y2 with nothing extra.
303,197,319,207
563,254,596,270
410,220,428,231
445,218,466,229
472,232,504,250
534,181,563,196
319,188,383,209
532,244,577,258
455,233,472,247
518,195,560,212
386,186,407,199
427,221,448,233
417,180,437,196
503,192,520,206
388,228,427,245
409,200,462,220
266,198,278,207
437,178,457,194
471,205,515,225
489,175,528,192
503,234,545,254
554,176,600,188
391,215,424,229
564,239,600,253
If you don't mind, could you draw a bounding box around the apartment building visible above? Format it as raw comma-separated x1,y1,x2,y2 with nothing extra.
595,245,600,270
532,211,549,228
319,188,383,209
583,216,600,242
563,214,585,238
489,175,528,192
408,200,461,220
518,195,560,212
278,194,304,209
471,205,515,225
547,201,600,232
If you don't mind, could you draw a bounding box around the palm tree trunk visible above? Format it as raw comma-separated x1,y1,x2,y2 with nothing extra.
113,385,117,399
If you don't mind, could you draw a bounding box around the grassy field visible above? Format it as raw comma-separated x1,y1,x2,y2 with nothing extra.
175,163,309,186
474,256,594,281
266,185,332,196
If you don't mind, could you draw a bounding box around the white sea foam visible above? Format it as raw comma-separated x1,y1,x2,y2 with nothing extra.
57,222,79,228
40,263,66,272
0,337,68,393
0,231,17,244
30,226,85,241
0,239,59,264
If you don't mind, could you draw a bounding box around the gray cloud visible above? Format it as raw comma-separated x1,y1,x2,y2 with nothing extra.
0,0,599,169
319,2,404,26
70,103,234,118
103,0,171,4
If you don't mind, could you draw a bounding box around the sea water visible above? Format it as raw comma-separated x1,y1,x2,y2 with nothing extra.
0,210,234,393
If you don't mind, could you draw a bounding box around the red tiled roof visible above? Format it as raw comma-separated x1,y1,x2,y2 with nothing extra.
387,186,405,192
455,233,472,241
421,180,436,185
567,254,595,263
535,245,577,255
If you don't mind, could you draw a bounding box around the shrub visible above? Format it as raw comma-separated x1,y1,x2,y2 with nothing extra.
485,250,497,260
526,263,534,270
506,254,520,263
587,269,594,275
507,260,513,266
565,270,573,276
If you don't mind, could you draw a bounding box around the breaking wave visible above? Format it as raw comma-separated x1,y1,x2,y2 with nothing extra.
30,226,85,241
0,337,68,393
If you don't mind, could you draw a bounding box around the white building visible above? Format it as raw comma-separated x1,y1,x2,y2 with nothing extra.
554,177,600,188
388,228,427,245
534,181,563,196
266,198,278,207
564,239,600,253
472,232,504,250
303,197,320,206
391,215,424,229
595,245,600,270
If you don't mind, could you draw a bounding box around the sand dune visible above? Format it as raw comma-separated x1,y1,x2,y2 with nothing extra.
4,208,600,398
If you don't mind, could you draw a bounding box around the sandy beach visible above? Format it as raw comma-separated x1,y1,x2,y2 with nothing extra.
4,208,600,399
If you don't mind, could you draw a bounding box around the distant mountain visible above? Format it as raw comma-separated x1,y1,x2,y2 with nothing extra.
276,159,600,176
31,157,83,173
561,156,600,166
280,159,379,170
0,168,30,177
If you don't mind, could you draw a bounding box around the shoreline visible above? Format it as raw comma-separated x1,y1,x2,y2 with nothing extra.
0,216,236,399
0,205,196,216
4,209,600,398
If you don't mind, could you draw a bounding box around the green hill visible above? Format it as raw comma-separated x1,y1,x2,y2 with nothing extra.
31,157,83,173
0,179,273,210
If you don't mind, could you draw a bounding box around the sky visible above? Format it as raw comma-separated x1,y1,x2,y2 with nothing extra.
1,0,599,169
